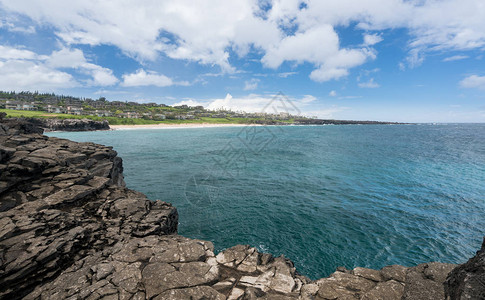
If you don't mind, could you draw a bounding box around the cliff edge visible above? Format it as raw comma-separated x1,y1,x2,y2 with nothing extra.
12,117,110,132
0,117,482,300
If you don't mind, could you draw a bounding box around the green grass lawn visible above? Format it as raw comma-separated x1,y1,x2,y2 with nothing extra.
0,109,277,125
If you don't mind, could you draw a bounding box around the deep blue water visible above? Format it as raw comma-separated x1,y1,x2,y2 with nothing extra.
48,124,485,279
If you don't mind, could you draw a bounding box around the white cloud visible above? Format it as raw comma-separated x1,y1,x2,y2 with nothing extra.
2,0,485,80
47,48,118,86
204,93,307,115
0,60,76,91
301,95,317,103
87,66,118,86
172,99,207,107
0,45,117,90
278,71,297,78
310,67,349,82
304,107,348,119
443,55,469,62
207,93,270,113
329,90,337,97
121,69,188,87
0,16,36,34
363,33,383,46
262,25,376,82
358,78,380,88
459,75,485,90
46,48,86,68
243,78,259,90
0,45,37,60
168,93,345,119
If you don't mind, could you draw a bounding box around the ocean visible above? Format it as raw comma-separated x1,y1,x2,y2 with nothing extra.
47,124,485,279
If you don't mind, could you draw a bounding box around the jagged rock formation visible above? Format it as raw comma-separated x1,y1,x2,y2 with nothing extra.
0,117,480,299
27,117,110,132
445,238,485,300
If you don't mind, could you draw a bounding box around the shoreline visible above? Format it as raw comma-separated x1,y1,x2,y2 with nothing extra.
0,117,480,299
109,123,262,130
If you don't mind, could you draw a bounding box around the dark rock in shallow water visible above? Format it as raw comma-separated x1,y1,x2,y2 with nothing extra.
0,118,480,299
27,117,110,132
445,238,485,300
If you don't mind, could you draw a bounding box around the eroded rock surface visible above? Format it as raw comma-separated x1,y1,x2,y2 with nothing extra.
445,238,485,300
28,118,110,132
0,118,477,299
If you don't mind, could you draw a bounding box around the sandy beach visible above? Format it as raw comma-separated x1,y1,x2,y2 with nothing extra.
109,123,260,130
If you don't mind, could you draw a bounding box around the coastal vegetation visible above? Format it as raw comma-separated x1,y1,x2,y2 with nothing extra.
0,91,396,125
0,109,296,125
0,91,297,125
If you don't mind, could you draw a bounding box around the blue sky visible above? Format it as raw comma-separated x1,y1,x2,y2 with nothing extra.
1,0,485,122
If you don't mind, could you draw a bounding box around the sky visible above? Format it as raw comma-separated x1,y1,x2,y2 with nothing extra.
0,0,485,122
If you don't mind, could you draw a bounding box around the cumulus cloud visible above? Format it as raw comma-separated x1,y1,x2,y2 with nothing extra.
203,93,304,114
121,69,188,87
0,60,76,91
122,69,173,87
363,33,383,46
47,48,118,86
243,78,259,91
87,67,118,86
358,78,380,88
172,99,207,107
1,0,485,80
301,95,317,103
329,90,337,97
459,75,485,90
304,107,348,119
0,45,37,60
0,45,118,90
0,15,36,34
262,25,376,82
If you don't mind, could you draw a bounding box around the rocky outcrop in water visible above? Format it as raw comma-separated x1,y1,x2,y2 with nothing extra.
0,117,481,299
27,117,110,132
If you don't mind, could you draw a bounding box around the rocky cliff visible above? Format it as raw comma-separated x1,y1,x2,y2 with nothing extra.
445,238,485,300
26,117,110,132
0,118,482,300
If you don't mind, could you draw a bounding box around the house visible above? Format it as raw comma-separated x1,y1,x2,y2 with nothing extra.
212,113,227,118
120,111,140,119
279,112,290,119
92,101,107,109
111,101,126,107
22,103,35,111
5,101,21,110
94,110,112,117
66,106,83,115
47,105,66,114
154,114,166,120
142,113,153,119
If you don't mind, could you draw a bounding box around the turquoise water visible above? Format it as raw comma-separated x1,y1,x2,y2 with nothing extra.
48,124,485,279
